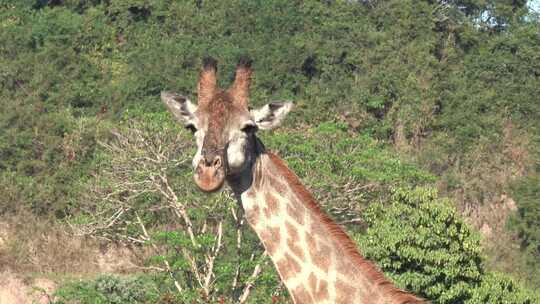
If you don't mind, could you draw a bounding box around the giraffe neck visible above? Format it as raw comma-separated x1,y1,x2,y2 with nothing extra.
233,151,422,304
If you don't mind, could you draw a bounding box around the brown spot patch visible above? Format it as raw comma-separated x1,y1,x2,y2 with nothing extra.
287,239,304,260
275,253,301,281
260,226,281,255
336,279,356,304
285,221,304,259
285,222,299,242
306,234,331,273
285,253,302,274
264,192,280,218
308,272,317,291
305,233,316,249
361,288,382,304
314,279,329,301
269,175,288,194
246,190,256,199
337,259,358,279
275,259,292,281
287,203,305,225
246,205,260,227
310,219,326,236
291,285,313,304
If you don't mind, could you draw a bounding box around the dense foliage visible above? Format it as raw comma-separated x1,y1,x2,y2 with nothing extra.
53,275,162,304
357,187,538,303
358,187,483,302
1,0,539,302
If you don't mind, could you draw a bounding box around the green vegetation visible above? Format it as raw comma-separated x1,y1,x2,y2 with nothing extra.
357,187,538,303
53,275,162,304
1,0,539,302
358,187,483,303
508,173,540,284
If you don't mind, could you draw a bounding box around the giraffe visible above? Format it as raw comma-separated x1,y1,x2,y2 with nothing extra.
161,57,424,303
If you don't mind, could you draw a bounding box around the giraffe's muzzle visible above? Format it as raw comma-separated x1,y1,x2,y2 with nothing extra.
193,153,226,192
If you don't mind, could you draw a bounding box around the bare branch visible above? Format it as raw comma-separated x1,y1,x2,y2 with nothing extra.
203,219,224,294
231,205,245,291
135,212,183,293
74,123,238,298
159,173,199,248
239,253,268,303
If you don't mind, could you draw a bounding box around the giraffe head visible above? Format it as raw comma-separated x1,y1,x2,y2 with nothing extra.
161,57,293,192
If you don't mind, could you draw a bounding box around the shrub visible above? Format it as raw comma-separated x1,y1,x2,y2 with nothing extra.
357,186,540,302
53,275,160,304
466,272,540,304
357,187,483,303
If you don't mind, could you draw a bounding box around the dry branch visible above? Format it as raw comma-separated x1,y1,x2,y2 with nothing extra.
67,123,266,301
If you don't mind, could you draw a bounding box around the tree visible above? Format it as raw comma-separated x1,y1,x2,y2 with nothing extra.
357,186,539,303
358,187,483,302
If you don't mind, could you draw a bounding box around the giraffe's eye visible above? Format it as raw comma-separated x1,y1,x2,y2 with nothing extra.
241,123,258,133
185,124,197,134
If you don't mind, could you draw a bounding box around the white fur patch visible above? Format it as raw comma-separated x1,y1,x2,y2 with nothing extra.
250,102,293,130
160,91,198,126
191,131,204,169
227,131,248,171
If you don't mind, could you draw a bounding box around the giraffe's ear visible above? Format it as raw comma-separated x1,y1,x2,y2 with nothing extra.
161,91,197,125
250,101,293,130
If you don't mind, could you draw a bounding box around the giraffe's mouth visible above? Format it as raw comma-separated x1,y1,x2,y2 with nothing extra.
194,161,226,192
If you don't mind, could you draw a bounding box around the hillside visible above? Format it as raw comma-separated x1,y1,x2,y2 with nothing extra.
1,1,539,303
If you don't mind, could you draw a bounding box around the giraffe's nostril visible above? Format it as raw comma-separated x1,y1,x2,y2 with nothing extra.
202,155,222,168
212,157,221,168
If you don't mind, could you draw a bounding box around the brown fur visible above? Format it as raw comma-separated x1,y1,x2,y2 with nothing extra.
287,203,306,225
198,58,218,106
336,279,356,303
246,205,260,227
308,272,317,291
264,192,280,217
276,253,302,281
285,221,300,242
269,174,289,193
288,238,305,260
266,152,425,303
246,190,256,199
200,91,232,149
337,259,358,279
254,156,264,190
260,226,281,255
228,57,252,109
285,252,302,275
314,279,330,301
305,233,331,273
286,221,305,260
308,272,330,300
292,285,314,304
276,259,293,281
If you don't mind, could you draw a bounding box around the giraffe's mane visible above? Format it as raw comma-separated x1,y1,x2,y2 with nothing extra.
266,152,424,304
